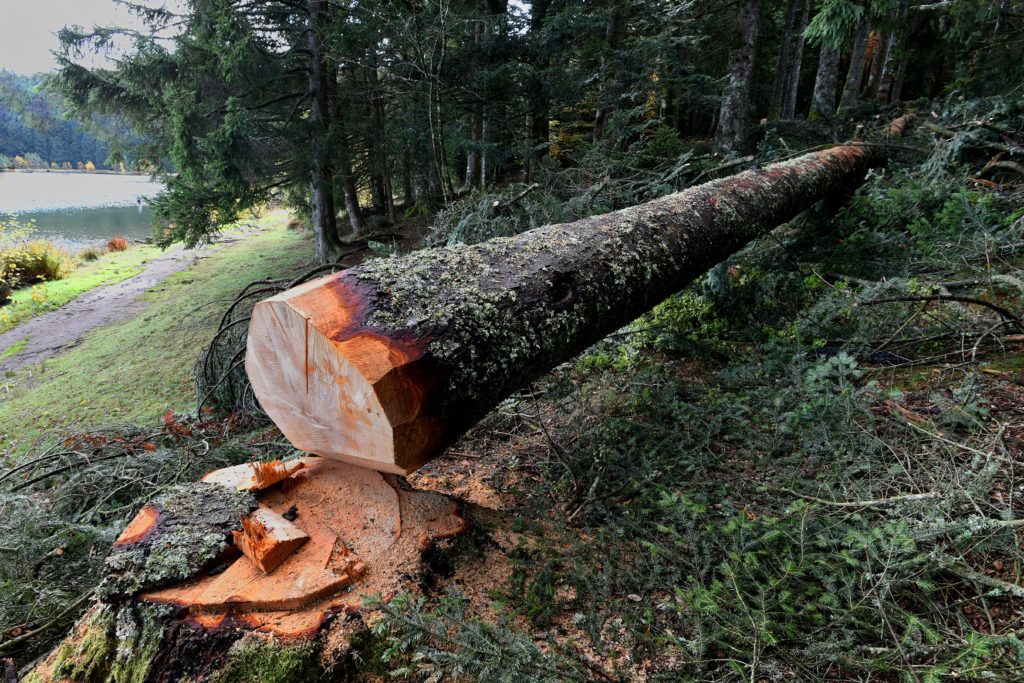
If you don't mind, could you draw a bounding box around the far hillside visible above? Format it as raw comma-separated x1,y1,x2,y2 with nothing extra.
0,70,130,170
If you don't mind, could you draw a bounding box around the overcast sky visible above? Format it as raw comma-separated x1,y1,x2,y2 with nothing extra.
0,0,154,74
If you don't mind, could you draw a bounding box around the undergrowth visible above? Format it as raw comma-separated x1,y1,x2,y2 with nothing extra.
377,97,1024,680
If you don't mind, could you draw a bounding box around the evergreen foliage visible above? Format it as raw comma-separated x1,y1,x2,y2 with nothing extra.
50,0,1022,262
0,71,119,168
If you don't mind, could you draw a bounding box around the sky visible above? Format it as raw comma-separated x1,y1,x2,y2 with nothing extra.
0,0,153,75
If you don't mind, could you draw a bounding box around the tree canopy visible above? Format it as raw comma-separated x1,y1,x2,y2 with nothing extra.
52,0,1024,259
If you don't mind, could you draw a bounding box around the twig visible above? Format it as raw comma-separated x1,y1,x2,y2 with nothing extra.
780,488,941,508
490,183,539,213
858,295,1024,330
949,564,1024,599
0,589,95,653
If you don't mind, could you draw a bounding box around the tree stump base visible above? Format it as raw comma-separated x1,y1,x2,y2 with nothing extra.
28,457,469,681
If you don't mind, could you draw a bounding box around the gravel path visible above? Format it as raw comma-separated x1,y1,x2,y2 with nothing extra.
0,246,201,372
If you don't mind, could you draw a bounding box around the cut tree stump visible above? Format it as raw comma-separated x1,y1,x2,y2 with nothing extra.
28,456,468,681
247,144,884,474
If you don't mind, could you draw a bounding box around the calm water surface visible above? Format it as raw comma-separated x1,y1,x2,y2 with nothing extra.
0,171,164,247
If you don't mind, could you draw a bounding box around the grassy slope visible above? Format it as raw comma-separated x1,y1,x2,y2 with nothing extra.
0,220,312,454
0,244,164,335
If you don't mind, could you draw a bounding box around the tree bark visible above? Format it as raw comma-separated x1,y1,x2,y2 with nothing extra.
715,0,763,151
769,0,802,119
593,0,626,141
781,0,810,120
876,0,910,103
810,44,840,119
464,18,484,189
366,66,391,213
246,143,884,475
864,31,885,97
838,23,870,111
524,0,550,181
28,459,468,683
306,0,343,264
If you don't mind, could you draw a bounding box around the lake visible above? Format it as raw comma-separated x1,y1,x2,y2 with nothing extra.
0,171,165,248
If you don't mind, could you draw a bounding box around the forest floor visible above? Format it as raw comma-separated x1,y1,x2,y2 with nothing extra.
3,104,1024,682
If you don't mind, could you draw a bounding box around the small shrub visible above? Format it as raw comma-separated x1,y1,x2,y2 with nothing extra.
0,240,73,286
77,247,102,262
107,237,128,252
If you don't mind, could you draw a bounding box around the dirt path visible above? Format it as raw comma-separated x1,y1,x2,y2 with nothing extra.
0,246,203,372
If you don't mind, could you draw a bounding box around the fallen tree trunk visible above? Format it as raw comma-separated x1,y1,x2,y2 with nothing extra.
247,144,884,474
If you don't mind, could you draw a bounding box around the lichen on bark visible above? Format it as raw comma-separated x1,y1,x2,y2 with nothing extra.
346,147,879,439
44,603,171,683
100,482,257,599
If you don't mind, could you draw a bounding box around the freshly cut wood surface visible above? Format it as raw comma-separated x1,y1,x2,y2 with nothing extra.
232,508,310,573
247,145,883,474
201,459,305,491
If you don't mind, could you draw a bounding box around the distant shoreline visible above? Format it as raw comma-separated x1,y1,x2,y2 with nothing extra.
0,168,152,176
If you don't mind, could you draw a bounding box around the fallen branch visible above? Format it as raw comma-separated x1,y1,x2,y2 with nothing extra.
858,295,1024,331
780,488,941,508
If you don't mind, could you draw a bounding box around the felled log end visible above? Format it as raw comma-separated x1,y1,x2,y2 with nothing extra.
246,282,446,475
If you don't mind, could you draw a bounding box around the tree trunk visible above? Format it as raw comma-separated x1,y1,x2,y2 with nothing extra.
306,0,342,264
769,0,802,119
592,0,626,141
402,146,414,204
864,31,885,97
524,0,550,181
246,143,884,475
838,24,870,111
465,19,484,189
876,0,910,103
366,66,390,213
810,44,840,119
338,154,363,237
28,458,469,682
480,105,490,188
890,52,909,103
715,0,763,151
781,0,810,120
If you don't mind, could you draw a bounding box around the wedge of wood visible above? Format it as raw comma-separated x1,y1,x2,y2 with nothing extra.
232,508,310,574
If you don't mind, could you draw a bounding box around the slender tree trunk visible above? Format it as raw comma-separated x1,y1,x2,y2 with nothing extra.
876,0,909,103
781,0,810,119
338,153,363,236
330,68,364,237
864,31,885,97
464,18,484,188
402,146,414,204
810,44,840,119
890,53,908,103
480,106,490,188
769,0,801,119
525,0,550,181
715,0,763,151
593,0,626,141
838,24,870,111
306,0,342,264
367,67,390,213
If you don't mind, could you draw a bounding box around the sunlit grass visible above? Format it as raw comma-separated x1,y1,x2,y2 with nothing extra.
0,217,312,454
0,244,162,334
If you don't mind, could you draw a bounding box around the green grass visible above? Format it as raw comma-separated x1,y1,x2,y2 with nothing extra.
0,218,313,454
0,338,27,360
0,245,163,334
